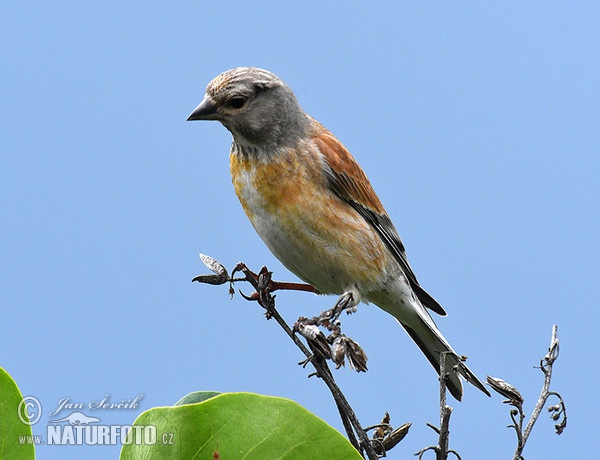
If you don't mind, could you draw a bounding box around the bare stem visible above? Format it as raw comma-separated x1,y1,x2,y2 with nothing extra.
437,352,452,460
512,325,563,460
194,256,415,458
415,351,455,460
230,263,378,460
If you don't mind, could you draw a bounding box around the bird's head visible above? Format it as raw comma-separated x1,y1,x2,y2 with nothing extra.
187,67,309,149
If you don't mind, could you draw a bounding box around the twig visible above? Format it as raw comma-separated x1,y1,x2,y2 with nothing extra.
194,256,381,459
415,352,460,460
513,325,565,460
488,325,566,460
236,264,378,459
437,353,451,460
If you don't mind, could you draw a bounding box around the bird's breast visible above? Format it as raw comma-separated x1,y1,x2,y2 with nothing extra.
229,145,393,295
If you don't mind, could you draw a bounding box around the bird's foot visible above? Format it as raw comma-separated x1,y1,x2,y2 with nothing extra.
330,288,360,322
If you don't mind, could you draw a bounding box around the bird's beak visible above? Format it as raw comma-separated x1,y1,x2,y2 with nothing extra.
187,96,219,121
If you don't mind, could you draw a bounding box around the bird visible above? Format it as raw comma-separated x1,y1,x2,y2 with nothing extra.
187,67,490,401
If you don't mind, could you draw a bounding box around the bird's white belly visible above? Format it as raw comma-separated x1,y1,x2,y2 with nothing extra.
232,164,392,295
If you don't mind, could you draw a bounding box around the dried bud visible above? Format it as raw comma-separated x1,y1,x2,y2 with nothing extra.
345,337,368,372
331,336,346,369
257,266,272,291
296,323,331,359
193,253,229,285
373,421,411,455
383,422,411,449
486,376,524,404
296,324,320,340
373,412,391,440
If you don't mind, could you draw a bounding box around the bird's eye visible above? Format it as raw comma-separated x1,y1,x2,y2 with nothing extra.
226,96,247,109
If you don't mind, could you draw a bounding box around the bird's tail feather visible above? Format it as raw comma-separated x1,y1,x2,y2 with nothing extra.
401,321,490,401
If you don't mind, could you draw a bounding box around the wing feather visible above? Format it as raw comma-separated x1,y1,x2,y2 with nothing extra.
312,123,447,316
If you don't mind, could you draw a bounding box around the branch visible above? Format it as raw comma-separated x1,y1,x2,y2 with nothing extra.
415,352,461,460
487,325,567,460
193,255,412,459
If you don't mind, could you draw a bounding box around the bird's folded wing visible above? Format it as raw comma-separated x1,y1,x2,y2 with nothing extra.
312,124,447,316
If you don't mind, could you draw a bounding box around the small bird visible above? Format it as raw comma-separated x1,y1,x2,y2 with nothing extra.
188,67,489,400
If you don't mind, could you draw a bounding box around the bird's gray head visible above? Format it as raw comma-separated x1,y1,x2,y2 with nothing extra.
187,67,309,149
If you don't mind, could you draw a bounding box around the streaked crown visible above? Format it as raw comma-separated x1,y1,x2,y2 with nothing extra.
206,67,284,98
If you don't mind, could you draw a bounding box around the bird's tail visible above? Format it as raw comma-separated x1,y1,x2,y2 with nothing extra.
400,319,490,401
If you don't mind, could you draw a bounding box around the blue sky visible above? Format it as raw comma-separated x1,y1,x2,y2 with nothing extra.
2,2,598,459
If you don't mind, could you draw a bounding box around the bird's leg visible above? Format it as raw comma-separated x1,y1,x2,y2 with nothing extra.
330,286,361,322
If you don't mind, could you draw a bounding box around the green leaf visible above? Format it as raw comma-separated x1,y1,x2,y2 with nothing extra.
0,367,35,460
120,392,361,460
174,390,221,406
